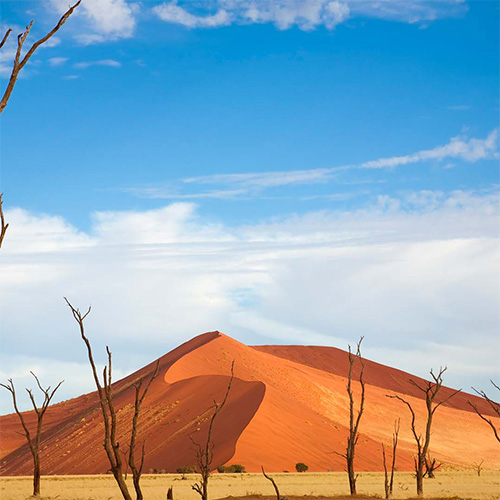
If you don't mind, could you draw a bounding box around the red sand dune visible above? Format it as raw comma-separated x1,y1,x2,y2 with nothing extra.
0,332,498,475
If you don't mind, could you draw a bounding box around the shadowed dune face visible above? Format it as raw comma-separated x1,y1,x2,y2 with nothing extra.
1,331,499,475
0,337,265,475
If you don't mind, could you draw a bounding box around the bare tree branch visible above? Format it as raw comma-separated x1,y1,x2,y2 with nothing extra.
192,361,235,500
0,29,12,51
1,374,62,496
468,381,500,443
387,367,460,496
262,466,281,500
0,193,9,250
339,336,365,496
424,454,442,478
390,418,400,496
0,1,81,115
65,297,161,500
382,418,400,499
473,459,484,477
65,298,131,500
129,360,160,500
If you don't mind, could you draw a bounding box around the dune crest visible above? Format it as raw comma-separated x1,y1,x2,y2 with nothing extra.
1,332,498,474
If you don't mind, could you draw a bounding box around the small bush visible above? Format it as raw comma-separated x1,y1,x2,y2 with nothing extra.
295,462,308,473
230,464,246,473
217,464,246,473
176,466,196,474
150,468,166,474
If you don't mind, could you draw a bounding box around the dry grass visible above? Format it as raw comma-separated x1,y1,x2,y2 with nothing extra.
1,471,499,500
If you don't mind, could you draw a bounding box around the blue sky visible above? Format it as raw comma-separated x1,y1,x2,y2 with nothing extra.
0,0,499,411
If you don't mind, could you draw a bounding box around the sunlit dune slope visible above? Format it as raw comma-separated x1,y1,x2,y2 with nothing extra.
1,332,498,475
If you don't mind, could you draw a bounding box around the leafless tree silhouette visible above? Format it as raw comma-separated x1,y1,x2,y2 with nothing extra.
468,380,500,443
262,466,282,500
334,337,365,495
473,459,484,477
0,1,81,115
387,367,461,496
424,453,441,478
0,193,8,250
1,373,63,496
382,418,400,499
65,298,159,500
191,362,234,500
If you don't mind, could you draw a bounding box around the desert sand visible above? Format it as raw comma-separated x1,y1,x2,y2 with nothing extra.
1,332,499,475
1,471,500,500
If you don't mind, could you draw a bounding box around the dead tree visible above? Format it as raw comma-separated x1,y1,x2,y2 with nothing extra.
382,418,400,499
0,373,63,497
473,459,484,477
0,193,8,250
334,337,365,495
468,380,500,443
65,298,160,500
387,367,461,496
0,1,81,115
262,466,281,500
424,454,441,478
191,362,234,500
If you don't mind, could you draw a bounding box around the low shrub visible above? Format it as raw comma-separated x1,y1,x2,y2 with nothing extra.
176,466,196,474
218,464,246,473
295,462,308,473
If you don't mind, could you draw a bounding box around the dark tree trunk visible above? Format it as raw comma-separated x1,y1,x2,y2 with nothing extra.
387,368,460,497
65,299,159,500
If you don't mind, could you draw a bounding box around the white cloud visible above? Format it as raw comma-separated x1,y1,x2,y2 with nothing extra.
74,33,106,45
169,129,499,197
49,0,137,43
184,167,344,188
346,0,467,24
153,2,231,28
447,105,471,111
123,187,247,200
74,59,121,69
153,0,465,31
362,129,499,169
48,56,68,66
237,0,350,31
154,0,349,30
0,356,129,414
41,36,61,48
1,188,499,413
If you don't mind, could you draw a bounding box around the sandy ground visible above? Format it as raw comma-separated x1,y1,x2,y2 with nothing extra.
1,471,499,500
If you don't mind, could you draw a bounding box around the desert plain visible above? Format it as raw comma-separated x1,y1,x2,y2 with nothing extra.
1,471,500,500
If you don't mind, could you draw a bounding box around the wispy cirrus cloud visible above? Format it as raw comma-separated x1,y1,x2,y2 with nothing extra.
74,59,121,69
152,0,466,31
447,105,471,111
183,166,345,188
48,56,68,66
123,187,247,200
361,128,499,169
129,129,497,200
